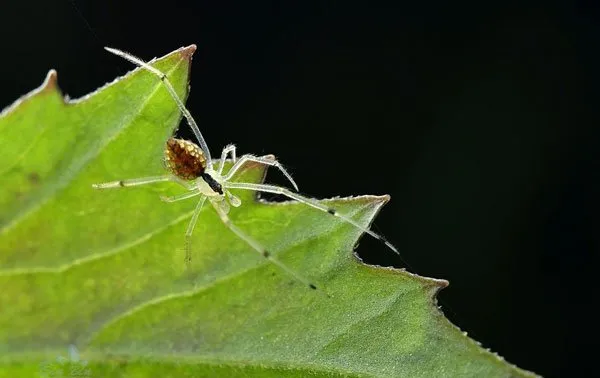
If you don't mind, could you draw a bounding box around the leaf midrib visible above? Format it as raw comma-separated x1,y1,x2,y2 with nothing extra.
80,199,377,347
2,352,369,378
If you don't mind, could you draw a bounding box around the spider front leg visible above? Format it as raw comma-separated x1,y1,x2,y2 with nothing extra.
209,197,319,291
224,182,400,255
218,144,237,175
224,155,299,191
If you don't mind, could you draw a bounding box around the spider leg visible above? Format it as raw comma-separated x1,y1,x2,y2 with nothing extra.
104,46,214,170
209,197,319,291
160,190,201,203
218,144,237,175
224,155,299,191
184,196,208,265
224,182,399,255
92,175,176,189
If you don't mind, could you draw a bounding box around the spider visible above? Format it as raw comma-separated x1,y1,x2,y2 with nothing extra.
92,46,399,291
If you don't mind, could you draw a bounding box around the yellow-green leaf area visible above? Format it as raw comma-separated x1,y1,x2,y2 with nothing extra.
0,47,537,377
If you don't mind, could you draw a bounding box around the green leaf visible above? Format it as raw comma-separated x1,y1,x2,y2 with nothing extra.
0,46,537,377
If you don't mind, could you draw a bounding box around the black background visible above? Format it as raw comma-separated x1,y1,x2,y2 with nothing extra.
2,1,598,377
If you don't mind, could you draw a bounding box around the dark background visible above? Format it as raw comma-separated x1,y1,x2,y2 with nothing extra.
2,1,598,376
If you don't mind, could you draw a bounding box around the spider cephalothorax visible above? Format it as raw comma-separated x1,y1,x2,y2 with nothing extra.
165,137,207,180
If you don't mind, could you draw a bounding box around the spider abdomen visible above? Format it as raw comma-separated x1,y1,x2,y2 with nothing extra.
165,137,207,180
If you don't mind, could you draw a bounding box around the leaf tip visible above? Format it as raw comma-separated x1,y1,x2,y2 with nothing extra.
178,44,197,61
401,268,449,298
0,69,63,118
41,69,59,93
426,276,450,293
375,193,391,204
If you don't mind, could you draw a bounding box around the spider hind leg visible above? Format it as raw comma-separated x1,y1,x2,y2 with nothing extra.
210,198,320,291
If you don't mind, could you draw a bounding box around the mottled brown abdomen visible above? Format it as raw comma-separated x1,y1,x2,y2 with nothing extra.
165,137,207,180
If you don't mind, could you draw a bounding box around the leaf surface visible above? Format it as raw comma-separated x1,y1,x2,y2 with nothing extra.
0,47,536,377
